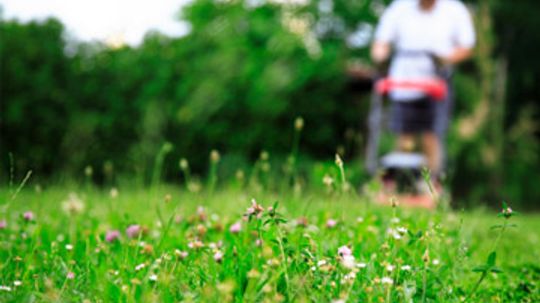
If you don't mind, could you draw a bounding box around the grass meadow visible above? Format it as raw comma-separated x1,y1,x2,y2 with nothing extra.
1,165,540,303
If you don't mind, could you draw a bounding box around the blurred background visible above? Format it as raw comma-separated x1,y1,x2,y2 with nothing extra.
1,0,539,208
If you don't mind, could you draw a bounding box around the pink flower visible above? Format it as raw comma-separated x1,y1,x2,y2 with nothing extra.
66,272,75,279
126,225,141,238
338,245,352,257
326,219,337,228
105,230,121,242
23,211,34,221
0,220,6,230
214,251,223,263
229,222,241,234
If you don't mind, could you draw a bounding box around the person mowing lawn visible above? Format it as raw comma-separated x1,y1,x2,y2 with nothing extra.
370,0,476,196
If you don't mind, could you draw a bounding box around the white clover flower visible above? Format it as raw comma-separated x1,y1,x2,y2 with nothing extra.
381,277,394,285
61,193,85,215
135,263,145,271
65,244,73,251
13,281,22,287
356,262,367,268
149,274,158,282
401,265,412,271
317,260,327,267
432,259,440,266
386,264,395,272
341,255,356,269
397,227,408,234
0,285,12,292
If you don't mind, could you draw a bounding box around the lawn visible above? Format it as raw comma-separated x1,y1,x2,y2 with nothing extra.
1,184,539,302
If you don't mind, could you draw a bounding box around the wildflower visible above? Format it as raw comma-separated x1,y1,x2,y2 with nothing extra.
62,193,85,215
174,249,188,259
338,245,352,257
397,227,408,234
386,264,395,272
317,260,327,267
296,217,308,227
0,220,6,230
66,272,75,279
197,206,207,221
188,240,204,250
344,272,356,281
422,250,430,264
432,259,440,266
126,225,142,239
323,175,334,187
0,285,12,292
502,207,513,218
255,239,263,247
210,150,220,163
356,262,367,269
335,154,343,168
135,263,145,271
245,199,264,219
247,269,261,279
149,274,158,282
65,244,73,251
401,265,412,271
229,222,241,233
341,255,356,269
381,277,394,285
23,211,34,221
326,219,337,228
105,230,121,242
294,117,304,131
179,158,189,170
13,281,22,287
214,250,224,263
110,188,119,199
84,165,93,177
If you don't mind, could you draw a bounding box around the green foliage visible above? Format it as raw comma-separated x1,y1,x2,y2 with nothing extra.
1,0,540,208
1,186,539,302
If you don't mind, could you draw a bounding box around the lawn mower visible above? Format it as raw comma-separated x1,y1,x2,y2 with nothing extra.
365,68,449,209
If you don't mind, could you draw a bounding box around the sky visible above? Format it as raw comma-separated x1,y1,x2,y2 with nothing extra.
0,0,191,46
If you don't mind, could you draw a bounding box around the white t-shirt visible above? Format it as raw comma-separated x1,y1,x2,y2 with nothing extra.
374,0,475,101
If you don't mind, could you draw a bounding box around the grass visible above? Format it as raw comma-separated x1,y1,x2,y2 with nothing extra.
1,182,539,302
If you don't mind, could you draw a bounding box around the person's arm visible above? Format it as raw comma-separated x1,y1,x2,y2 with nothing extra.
440,47,473,65
371,41,392,65
442,3,475,66
371,3,398,66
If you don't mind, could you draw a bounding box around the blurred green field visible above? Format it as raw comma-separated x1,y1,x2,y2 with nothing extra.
1,185,539,302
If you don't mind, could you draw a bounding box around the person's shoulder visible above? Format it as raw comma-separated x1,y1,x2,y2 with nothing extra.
440,0,470,14
385,0,416,14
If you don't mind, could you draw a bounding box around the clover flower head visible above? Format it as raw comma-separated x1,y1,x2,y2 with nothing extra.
126,225,142,239
338,245,352,257
23,211,34,221
326,219,337,228
106,230,121,242
229,222,241,233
